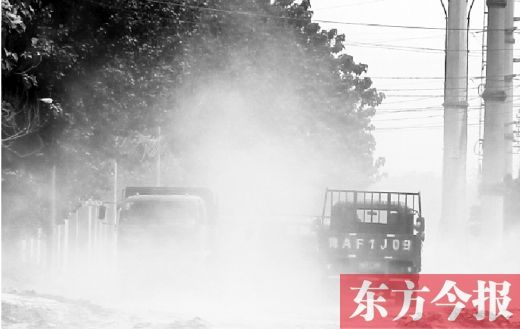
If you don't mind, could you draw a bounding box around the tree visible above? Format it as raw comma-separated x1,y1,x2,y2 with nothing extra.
2,0,384,232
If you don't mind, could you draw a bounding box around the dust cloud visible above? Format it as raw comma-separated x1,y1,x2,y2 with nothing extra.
2,10,357,328
3,2,519,328
373,171,520,275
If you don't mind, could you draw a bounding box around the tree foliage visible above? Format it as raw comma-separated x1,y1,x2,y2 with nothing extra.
2,0,384,232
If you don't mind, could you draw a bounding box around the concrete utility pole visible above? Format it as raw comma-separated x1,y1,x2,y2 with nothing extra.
504,0,515,178
441,0,469,237
504,0,515,233
481,0,507,241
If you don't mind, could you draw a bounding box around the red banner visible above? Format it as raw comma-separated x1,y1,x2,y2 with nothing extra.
340,274,520,328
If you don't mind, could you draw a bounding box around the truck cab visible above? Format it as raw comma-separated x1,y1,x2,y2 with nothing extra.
316,189,425,275
116,187,216,257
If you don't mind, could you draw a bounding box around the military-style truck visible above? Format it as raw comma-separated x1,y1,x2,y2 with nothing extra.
316,189,425,275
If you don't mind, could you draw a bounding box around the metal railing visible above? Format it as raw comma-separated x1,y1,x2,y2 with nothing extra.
322,189,422,221
18,200,117,272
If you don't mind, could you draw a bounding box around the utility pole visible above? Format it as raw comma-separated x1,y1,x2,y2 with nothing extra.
504,0,515,178
504,0,515,233
441,0,469,238
481,0,507,241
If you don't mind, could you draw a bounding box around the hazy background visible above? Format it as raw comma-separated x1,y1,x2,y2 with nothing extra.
313,1,520,268
2,0,520,328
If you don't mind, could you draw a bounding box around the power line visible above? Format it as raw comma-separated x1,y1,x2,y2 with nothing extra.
373,105,520,125
375,107,452,113
376,96,520,113
372,107,520,122
379,94,482,105
375,106,486,115
348,41,520,55
139,0,514,32
371,76,447,80
72,0,520,63
374,123,481,131
379,84,520,92
383,95,445,98
382,93,520,98
73,0,520,115
369,75,520,80
374,104,520,116
380,88,465,91
78,0,520,43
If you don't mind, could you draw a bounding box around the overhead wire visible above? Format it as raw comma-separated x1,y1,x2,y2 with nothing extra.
375,106,482,115
374,123,481,131
373,111,475,123
76,0,518,83
347,41,520,55
372,102,520,122
378,94,482,105
78,0,519,132
138,0,516,32
378,84,520,92
367,75,520,80
373,107,520,123
126,0,515,136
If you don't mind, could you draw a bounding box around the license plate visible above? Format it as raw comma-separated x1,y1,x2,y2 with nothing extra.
328,236,413,252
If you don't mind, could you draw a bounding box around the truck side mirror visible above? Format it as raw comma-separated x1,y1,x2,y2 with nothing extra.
98,205,107,220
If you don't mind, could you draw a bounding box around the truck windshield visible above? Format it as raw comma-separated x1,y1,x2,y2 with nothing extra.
121,198,202,227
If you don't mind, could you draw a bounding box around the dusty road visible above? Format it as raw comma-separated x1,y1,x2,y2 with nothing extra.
4,290,520,329
2,290,337,329
2,291,209,329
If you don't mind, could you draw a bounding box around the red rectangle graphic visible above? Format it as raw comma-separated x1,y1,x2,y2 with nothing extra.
340,274,520,328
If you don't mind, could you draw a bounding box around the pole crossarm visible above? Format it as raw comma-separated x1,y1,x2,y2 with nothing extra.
486,0,507,8
482,89,507,101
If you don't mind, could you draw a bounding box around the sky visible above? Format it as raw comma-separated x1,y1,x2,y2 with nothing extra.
311,0,520,186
